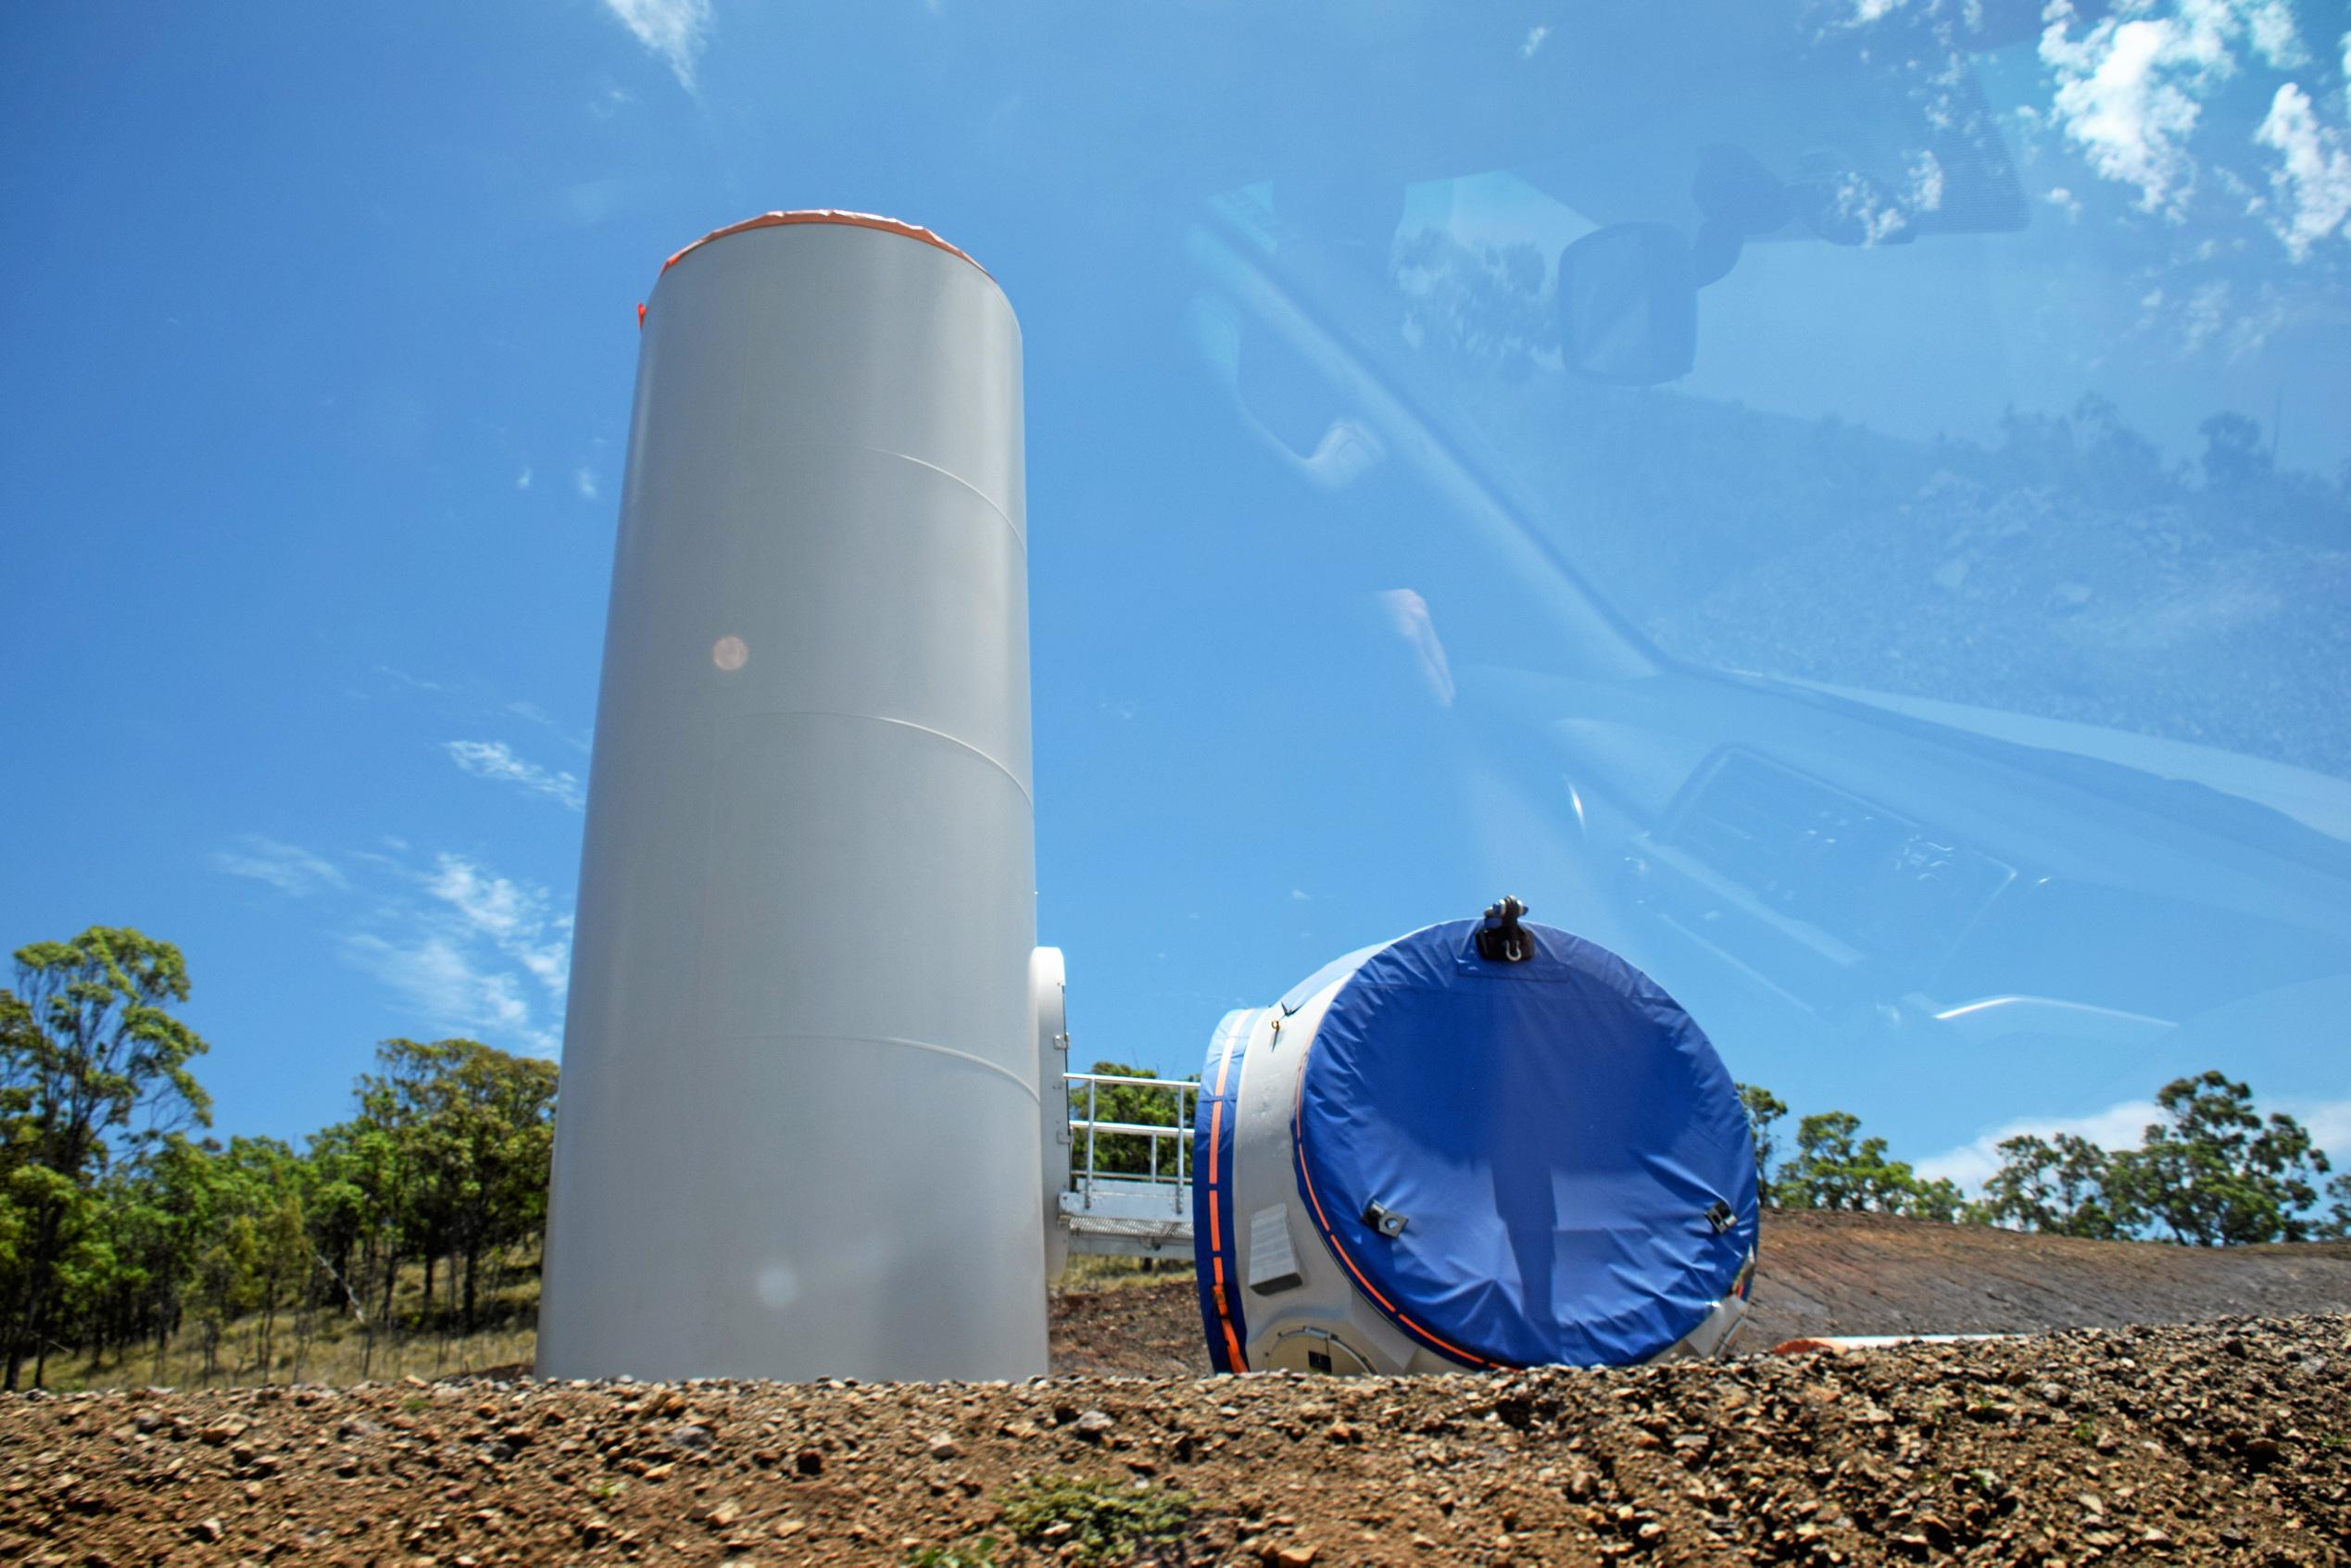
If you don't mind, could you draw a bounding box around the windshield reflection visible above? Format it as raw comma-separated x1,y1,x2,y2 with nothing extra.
1169,0,2349,1145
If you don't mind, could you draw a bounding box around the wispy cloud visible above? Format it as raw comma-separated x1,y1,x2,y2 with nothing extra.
211,835,348,897
600,0,711,90
220,834,572,1056
446,740,585,811
371,664,445,695
573,467,599,501
424,853,572,1002
343,846,571,1054
1290,888,1313,902
516,465,533,491
1377,588,1456,707
509,698,592,755
1518,25,1548,58
345,933,546,1051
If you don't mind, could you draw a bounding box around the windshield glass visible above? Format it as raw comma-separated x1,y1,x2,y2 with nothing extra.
7,0,2345,1211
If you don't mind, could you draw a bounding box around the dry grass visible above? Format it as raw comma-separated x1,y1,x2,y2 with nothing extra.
42,1253,541,1393
45,1323,539,1393
1056,1254,1196,1292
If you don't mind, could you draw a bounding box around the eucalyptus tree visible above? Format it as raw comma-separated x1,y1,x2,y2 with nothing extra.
0,928,210,1388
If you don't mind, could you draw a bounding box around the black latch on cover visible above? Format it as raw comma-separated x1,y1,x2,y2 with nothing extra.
1475,895,1533,963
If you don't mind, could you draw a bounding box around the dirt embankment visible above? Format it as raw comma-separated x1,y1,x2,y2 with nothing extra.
1052,1212,2351,1379
7,1314,2346,1567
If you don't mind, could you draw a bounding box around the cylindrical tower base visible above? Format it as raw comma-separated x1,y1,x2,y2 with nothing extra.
539,213,1045,1383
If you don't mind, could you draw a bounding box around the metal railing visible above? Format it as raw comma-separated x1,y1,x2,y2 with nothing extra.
1058,1072,1198,1256
1065,1072,1197,1196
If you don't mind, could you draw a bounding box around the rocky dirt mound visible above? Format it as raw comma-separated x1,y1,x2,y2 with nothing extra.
1050,1213,2351,1379
8,1314,2345,1567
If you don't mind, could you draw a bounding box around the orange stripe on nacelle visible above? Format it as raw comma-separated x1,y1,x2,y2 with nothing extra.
1289,1031,1497,1372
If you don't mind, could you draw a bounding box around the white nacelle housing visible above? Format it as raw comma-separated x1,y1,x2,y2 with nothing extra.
1191,915,1759,1376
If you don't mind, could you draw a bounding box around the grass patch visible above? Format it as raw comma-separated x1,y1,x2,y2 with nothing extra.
997,1476,1191,1566
1056,1255,1197,1292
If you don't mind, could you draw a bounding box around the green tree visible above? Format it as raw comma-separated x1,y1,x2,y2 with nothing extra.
1735,1084,1787,1198
2117,1072,2332,1246
0,928,211,1388
1979,1132,2136,1239
358,1039,557,1328
1775,1110,1957,1219
2315,1173,2351,1242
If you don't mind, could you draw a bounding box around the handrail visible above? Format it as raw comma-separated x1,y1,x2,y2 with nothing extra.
1062,1071,1198,1209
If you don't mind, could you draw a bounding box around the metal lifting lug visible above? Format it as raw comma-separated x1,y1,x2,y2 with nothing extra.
1362,1199,1410,1238
1475,895,1533,963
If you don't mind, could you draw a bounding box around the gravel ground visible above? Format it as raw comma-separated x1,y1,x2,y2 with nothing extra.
8,1312,2345,1567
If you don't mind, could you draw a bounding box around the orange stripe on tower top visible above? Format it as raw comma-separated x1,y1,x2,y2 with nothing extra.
660,210,992,281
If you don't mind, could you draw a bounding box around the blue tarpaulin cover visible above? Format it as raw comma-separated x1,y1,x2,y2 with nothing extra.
1293,920,1757,1369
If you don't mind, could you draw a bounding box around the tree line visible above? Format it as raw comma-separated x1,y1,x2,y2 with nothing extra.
1,927,554,1391
1738,1076,2349,1245
1077,1058,2350,1246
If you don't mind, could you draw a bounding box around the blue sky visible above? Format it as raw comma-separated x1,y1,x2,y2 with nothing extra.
4,1,2347,1185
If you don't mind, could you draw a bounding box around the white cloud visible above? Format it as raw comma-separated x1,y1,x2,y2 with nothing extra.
2041,14,2219,216
600,0,710,90
2255,82,2351,258
573,467,599,501
1518,25,1548,58
424,853,572,1001
2238,0,2306,68
1917,1098,2164,1193
2038,0,2311,220
1918,1092,2351,1195
445,739,585,811
515,465,533,491
2285,1096,2351,1160
1290,888,1312,902
211,835,347,897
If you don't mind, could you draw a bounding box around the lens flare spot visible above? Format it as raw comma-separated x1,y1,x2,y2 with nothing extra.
711,634,749,672
755,1263,798,1309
